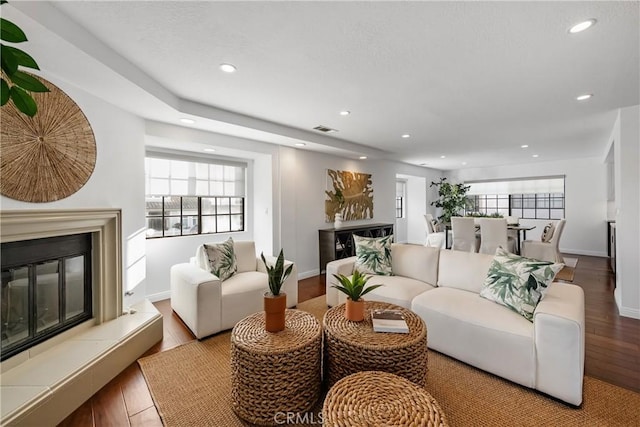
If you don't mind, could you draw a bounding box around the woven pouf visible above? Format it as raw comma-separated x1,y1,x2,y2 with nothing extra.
323,371,449,427
323,301,428,387
231,309,322,426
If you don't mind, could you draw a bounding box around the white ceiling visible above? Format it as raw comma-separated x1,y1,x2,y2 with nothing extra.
10,1,640,170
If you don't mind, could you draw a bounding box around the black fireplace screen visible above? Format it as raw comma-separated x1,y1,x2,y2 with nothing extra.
1,233,92,361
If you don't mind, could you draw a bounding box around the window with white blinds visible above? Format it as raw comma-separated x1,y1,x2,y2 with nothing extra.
144,152,247,238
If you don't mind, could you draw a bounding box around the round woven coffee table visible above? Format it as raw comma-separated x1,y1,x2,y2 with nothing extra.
323,371,449,427
323,301,427,387
230,309,322,426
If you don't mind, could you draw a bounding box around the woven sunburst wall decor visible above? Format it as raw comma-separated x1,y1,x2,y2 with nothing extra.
0,74,96,202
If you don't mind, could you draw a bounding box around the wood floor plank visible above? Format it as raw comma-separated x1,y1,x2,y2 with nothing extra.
129,406,163,427
91,377,130,427
58,399,93,427
120,363,155,417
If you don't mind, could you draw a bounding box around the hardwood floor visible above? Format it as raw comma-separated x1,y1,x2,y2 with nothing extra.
59,255,639,426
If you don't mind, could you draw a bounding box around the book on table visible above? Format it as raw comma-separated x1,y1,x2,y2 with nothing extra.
371,309,409,333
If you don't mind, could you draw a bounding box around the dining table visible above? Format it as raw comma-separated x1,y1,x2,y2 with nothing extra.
443,222,536,254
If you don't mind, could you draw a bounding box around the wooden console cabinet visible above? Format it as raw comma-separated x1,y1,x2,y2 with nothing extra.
318,223,394,273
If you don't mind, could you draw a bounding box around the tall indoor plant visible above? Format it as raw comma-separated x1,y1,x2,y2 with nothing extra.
332,270,383,321
261,249,293,332
430,177,471,224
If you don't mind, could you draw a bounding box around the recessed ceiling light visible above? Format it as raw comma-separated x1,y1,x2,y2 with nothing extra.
180,118,195,124
359,156,367,160
462,162,467,166
204,148,216,152
339,111,350,116
521,144,529,148
532,154,539,158
440,155,446,159
569,19,596,34
219,63,237,73
295,143,306,147
576,93,593,101
401,134,411,139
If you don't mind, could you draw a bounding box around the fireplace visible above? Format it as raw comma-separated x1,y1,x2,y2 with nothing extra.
1,209,163,426
1,233,93,361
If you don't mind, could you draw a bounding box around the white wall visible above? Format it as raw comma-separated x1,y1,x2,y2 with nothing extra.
405,176,428,244
286,151,441,278
447,157,608,257
394,178,408,243
611,105,640,319
0,75,147,307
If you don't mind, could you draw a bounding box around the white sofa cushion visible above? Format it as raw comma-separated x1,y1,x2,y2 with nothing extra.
412,287,535,388
235,240,258,273
203,237,237,281
361,276,436,309
437,249,494,293
480,247,564,321
220,271,268,330
391,244,439,286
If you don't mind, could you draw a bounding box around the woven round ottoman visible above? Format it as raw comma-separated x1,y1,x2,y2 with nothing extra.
323,371,449,427
323,301,427,387
230,309,322,426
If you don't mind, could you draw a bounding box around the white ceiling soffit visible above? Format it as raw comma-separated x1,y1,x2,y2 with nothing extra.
10,1,640,170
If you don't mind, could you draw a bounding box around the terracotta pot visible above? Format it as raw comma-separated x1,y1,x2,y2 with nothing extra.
264,292,287,332
345,298,365,322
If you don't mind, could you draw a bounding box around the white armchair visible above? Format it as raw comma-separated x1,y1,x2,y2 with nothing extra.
170,240,298,339
522,219,566,263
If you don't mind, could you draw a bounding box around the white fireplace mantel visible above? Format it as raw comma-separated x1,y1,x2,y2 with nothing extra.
0,209,163,425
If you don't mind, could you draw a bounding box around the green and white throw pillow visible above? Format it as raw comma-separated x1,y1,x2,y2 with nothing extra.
353,234,393,276
204,237,237,281
479,246,563,321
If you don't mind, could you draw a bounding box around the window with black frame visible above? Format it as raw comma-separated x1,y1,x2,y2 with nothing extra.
145,153,246,238
465,177,565,220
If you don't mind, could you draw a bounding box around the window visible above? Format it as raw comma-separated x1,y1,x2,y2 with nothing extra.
145,153,246,238
396,181,406,218
465,177,565,220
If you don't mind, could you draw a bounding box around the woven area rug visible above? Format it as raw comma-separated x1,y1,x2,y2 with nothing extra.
138,296,640,426
557,257,578,282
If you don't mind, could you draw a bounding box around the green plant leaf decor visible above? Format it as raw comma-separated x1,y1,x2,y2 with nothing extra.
1,1,49,117
332,270,383,301
430,177,472,224
261,249,294,296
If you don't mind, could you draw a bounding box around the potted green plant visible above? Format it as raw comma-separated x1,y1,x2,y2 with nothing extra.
430,177,472,224
261,249,294,332
332,270,383,321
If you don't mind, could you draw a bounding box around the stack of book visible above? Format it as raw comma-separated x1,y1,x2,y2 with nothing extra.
371,309,409,334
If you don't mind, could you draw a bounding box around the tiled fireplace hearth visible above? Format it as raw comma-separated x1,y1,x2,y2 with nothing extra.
0,209,163,426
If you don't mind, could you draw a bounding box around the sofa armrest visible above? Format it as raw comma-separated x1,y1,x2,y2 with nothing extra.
256,257,298,308
533,282,585,405
325,256,356,307
170,263,222,339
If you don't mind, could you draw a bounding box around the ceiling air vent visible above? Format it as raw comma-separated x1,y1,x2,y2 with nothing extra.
313,125,338,133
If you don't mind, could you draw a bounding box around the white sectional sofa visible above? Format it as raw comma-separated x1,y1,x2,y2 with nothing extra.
325,243,585,406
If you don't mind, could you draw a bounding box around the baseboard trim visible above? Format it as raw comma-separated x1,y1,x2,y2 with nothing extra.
299,269,320,280
618,305,640,320
561,248,607,257
147,290,171,302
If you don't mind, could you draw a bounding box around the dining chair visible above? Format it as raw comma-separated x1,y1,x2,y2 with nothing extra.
522,219,566,263
424,214,446,249
451,216,477,252
479,218,516,254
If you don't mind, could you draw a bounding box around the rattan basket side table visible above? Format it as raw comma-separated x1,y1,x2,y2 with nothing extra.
323,301,428,387
230,309,322,426
323,371,449,427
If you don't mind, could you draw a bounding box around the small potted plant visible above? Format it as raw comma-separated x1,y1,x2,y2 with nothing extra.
261,249,294,332
332,270,383,321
